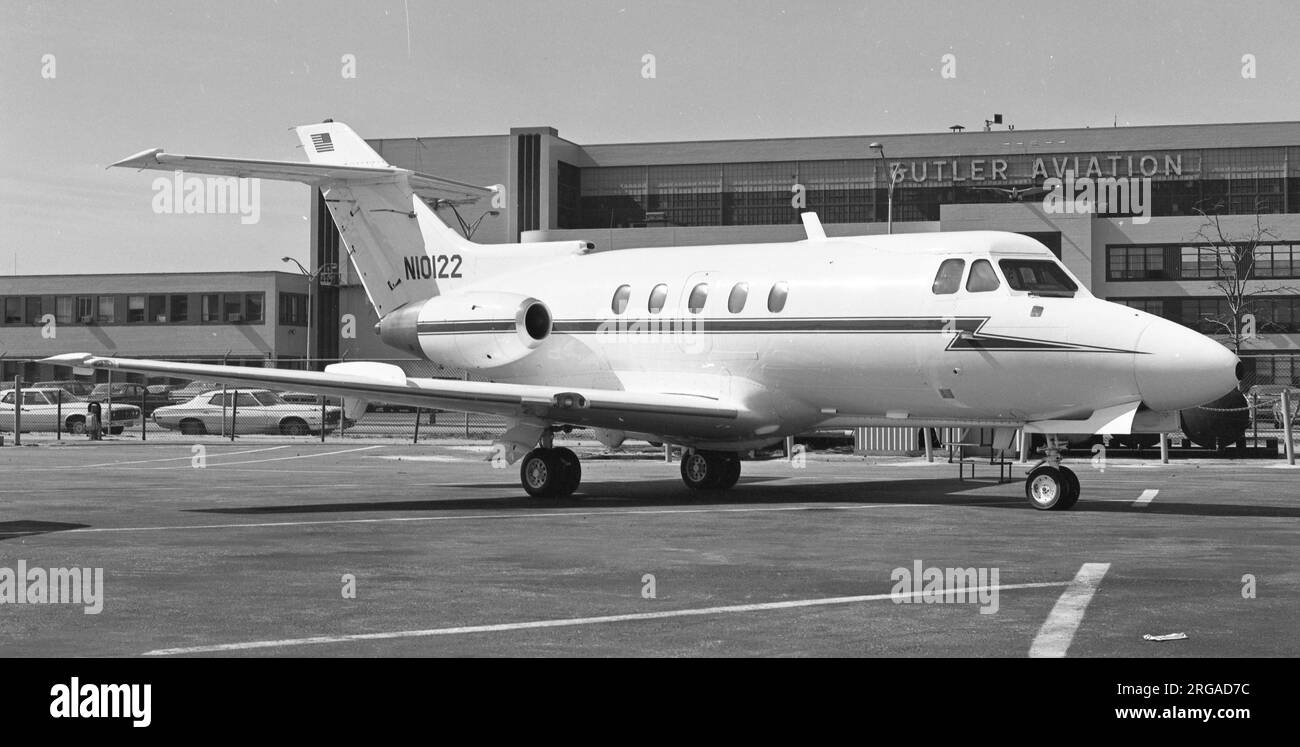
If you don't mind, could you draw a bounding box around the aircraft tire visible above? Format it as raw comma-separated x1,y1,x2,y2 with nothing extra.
521,448,564,498
553,447,582,496
1025,465,1069,510
681,451,719,489
714,456,741,489
1057,466,1080,510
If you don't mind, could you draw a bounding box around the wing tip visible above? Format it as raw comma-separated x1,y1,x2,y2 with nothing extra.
109,147,164,170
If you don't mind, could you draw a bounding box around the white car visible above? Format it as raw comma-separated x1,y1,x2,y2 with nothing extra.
0,388,140,434
151,389,344,436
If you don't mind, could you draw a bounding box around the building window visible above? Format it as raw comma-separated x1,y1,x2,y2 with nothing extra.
244,293,264,323
76,296,94,323
1180,245,1236,279
127,295,146,323
727,283,749,313
97,296,115,323
3,297,21,324
1107,246,1168,281
647,284,668,314
1253,244,1299,278
148,295,168,322
223,294,243,322
767,281,789,313
610,285,631,315
278,293,307,326
201,294,220,322
56,296,74,324
170,295,189,322
25,297,41,325
1112,298,1165,316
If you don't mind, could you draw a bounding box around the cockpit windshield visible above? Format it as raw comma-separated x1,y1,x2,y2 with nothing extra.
998,259,1078,297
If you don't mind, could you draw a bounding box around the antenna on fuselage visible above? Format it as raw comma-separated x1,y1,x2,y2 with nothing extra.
800,211,826,241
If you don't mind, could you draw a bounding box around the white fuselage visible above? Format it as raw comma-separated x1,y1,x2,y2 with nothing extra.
401,230,1238,447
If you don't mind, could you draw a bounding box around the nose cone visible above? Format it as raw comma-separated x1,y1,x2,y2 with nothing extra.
1134,320,1241,411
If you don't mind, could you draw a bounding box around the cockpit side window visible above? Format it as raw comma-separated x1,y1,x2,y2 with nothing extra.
965,259,1001,292
998,259,1078,297
931,258,965,295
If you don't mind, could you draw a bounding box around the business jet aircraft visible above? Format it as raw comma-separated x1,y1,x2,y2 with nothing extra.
46,122,1241,510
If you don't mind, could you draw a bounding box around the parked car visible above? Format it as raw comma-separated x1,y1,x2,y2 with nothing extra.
278,391,324,405
151,389,345,436
0,388,140,434
168,380,222,403
88,382,173,416
1245,385,1300,426
33,380,95,399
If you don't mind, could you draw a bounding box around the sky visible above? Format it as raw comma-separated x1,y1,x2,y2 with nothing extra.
1,0,1297,275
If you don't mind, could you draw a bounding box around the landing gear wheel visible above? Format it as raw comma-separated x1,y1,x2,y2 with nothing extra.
1057,466,1080,510
520,447,580,499
680,452,741,490
715,456,741,489
1025,465,1069,510
553,447,582,496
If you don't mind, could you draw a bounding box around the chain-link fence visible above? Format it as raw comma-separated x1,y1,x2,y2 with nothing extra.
1,360,508,443
4,358,1297,452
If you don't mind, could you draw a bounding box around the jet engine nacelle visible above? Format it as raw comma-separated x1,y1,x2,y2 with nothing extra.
379,291,552,369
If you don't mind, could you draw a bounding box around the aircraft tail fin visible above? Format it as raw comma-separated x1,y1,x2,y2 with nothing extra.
111,121,590,323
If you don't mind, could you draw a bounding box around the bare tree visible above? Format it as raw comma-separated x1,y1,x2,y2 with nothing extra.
1190,208,1298,356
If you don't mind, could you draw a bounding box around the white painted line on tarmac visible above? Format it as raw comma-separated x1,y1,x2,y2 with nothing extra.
1028,562,1111,658
1133,489,1159,507
144,580,1070,655
17,445,293,471
101,445,386,469
66,503,915,534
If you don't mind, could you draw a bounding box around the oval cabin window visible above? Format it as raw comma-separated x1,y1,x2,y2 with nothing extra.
647,284,668,314
611,284,631,314
728,283,749,313
687,283,709,314
767,281,789,313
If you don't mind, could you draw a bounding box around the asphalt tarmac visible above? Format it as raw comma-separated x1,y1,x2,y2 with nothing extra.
1,438,1296,657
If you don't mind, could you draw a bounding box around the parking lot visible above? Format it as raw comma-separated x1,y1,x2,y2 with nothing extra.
1,440,1296,657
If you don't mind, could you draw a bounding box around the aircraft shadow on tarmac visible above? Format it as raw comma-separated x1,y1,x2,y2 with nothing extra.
0,520,90,542
183,475,1300,520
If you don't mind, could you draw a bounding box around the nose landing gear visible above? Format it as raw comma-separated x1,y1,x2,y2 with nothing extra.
1025,437,1080,510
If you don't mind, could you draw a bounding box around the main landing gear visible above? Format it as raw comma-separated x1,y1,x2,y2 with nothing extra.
520,447,582,499
514,441,743,498
680,451,742,490
1024,437,1080,511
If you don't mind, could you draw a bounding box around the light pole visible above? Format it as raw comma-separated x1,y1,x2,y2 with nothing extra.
281,257,325,370
869,142,894,234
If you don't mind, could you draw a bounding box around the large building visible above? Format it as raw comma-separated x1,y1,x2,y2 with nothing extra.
5,120,1299,390
313,120,1300,386
0,271,313,384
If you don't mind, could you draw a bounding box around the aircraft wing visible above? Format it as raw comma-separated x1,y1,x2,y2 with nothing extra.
110,149,496,204
40,354,740,431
